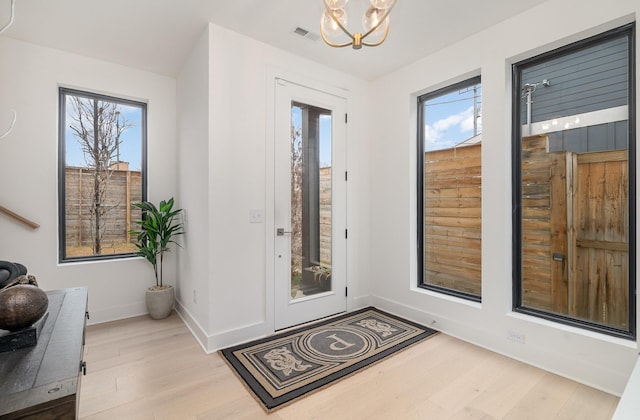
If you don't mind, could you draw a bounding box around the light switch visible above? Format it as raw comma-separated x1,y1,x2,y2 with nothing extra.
250,209,264,223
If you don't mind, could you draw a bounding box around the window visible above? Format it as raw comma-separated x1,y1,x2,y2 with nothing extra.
58,88,147,262
417,76,482,301
290,102,333,297
513,24,635,338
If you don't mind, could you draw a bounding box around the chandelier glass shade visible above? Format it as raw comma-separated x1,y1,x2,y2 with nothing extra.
320,0,397,49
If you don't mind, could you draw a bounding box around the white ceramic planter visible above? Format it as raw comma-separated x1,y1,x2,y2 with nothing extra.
145,285,174,320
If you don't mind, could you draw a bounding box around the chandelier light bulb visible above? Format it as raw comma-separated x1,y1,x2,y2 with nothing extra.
362,6,388,40
370,0,393,9
321,8,348,38
325,0,348,9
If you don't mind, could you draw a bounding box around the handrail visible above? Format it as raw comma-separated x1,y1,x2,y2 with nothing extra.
0,109,16,140
0,206,40,229
0,1,18,140
0,0,15,35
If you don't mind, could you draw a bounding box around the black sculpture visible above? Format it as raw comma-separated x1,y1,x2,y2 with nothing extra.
0,261,48,331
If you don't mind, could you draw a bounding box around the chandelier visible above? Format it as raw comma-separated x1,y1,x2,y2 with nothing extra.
320,0,397,50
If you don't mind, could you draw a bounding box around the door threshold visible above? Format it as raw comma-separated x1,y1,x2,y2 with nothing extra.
275,310,346,333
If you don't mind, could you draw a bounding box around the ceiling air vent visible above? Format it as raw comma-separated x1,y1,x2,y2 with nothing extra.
293,27,320,42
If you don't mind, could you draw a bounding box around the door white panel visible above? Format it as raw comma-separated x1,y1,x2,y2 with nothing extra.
274,80,347,330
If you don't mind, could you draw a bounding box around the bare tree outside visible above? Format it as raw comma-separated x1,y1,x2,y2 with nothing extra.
68,97,133,255
290,112,303,281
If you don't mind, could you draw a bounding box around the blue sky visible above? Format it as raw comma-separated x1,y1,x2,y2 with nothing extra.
319,114,331,168
423,85,482,151
65,100,143,171
291,106,332,168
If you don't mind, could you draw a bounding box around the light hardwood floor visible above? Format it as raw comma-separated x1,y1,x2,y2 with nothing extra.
79,312,619,420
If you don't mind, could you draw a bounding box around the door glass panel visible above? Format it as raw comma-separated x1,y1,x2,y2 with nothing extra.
290,102,332,300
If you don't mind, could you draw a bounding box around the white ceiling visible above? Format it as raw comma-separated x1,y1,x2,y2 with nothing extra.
0,0,548,81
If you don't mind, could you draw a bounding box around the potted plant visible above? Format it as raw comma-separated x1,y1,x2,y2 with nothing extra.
130,197,184,319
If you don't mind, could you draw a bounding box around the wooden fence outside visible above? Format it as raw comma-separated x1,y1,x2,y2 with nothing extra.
521,135,628,328
521,136,558,311
319,167,331,266
64,166,142,248
423,143,482,296
291,166,332,282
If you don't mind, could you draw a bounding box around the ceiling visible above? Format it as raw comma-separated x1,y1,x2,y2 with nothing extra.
0,0,548,81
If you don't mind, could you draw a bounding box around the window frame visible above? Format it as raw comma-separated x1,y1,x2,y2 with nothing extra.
511,24,636,339
58,87,148,263
417,75,482,302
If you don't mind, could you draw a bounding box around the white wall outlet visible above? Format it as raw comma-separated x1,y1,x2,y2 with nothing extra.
507,330,526,344
250,209,264,223
180,209,187,232
193,289,197,304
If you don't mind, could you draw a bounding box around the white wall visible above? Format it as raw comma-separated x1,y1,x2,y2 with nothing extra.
176,27,212,343
613,355,640,419
175,23,371,351
368,0,639,395
0,37,177,324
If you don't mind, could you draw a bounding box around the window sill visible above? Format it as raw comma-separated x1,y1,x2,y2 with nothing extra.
411,285,482,309
58,254,141,267
507,310,638,349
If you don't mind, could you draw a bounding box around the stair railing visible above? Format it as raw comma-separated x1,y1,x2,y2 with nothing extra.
0,206,40,229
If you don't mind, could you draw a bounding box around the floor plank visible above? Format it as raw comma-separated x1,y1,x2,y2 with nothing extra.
79,312,619,419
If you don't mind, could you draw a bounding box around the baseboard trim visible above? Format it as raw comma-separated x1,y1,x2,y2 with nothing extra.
349,294,372,312
175,300,271,353
86,302,147,325
208,321,270,352
174,300,210,353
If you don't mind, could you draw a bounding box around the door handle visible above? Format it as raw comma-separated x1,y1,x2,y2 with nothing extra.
277,228,292,236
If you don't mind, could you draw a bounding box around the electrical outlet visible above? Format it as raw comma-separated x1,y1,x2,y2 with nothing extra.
507,330,526,344
193,289,197,304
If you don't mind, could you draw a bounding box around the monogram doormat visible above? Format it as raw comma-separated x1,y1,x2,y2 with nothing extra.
219,307,438,412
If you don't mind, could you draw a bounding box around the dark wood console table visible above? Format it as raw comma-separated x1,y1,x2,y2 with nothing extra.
0,287,88,419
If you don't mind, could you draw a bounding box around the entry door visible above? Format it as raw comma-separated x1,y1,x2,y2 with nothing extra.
274,79,347,330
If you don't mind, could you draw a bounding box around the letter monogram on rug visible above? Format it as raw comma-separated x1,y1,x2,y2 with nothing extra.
220,307,438,412
325,333,356,351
